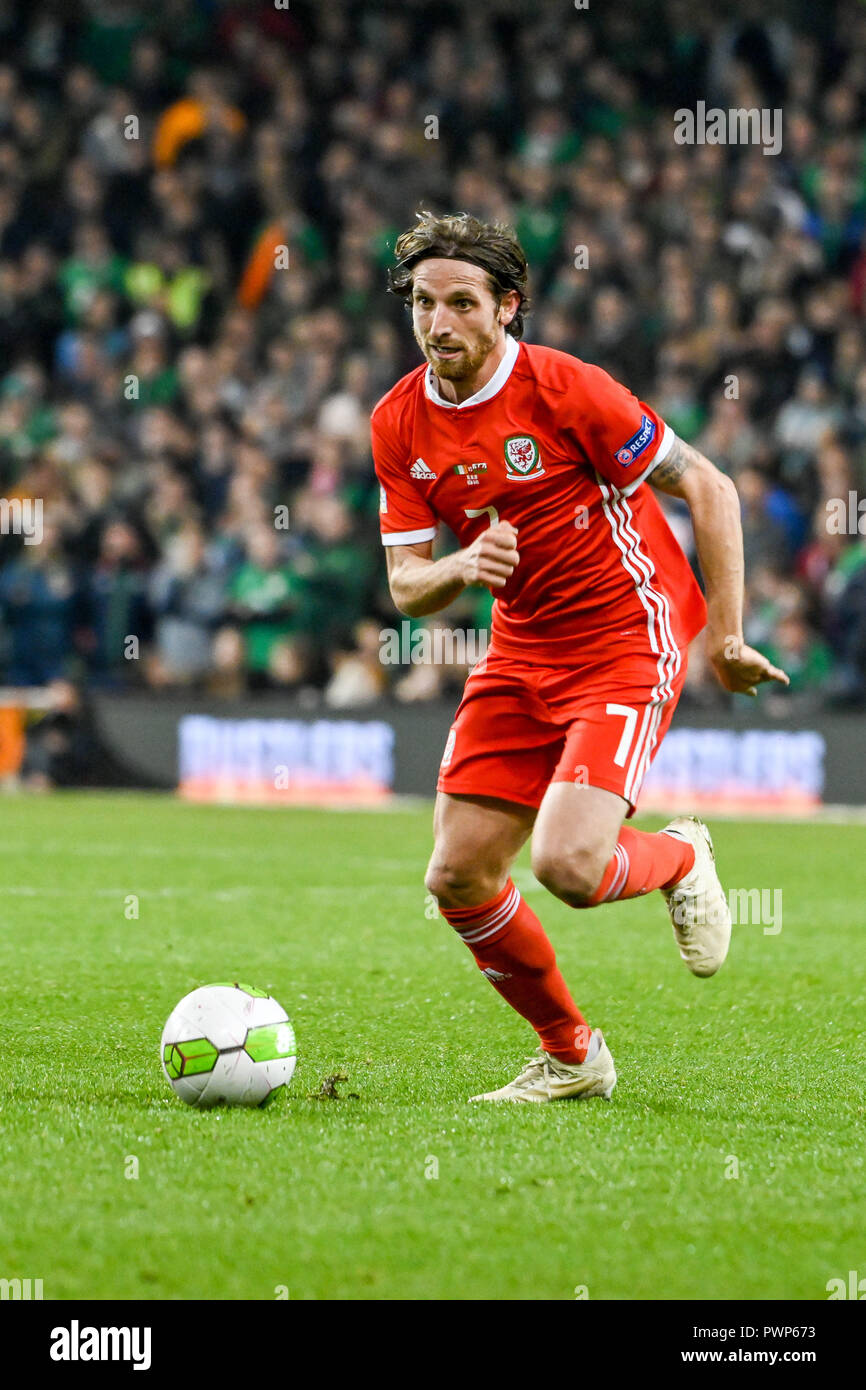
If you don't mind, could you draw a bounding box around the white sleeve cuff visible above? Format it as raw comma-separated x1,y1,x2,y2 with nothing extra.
381,526,437,546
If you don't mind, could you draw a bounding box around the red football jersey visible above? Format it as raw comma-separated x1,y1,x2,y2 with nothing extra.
371,337,707,665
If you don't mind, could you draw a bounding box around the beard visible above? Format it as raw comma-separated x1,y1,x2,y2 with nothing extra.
416,321,501,381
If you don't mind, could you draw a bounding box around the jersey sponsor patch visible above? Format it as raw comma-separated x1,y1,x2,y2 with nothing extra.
410,458,436,480
504,435,543,479
614,414,656,467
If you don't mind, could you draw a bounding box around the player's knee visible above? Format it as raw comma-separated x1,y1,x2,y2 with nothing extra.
424,857,499,909
531,844,605,906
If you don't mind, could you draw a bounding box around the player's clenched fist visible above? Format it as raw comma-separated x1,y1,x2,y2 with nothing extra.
460,521,520,589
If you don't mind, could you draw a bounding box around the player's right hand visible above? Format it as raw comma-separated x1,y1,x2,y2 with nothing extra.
460,521,520,590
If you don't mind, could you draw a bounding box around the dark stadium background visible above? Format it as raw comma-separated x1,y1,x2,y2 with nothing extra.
0,0,864,798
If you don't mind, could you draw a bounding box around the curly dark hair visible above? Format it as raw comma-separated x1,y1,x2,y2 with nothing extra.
388,211,531,339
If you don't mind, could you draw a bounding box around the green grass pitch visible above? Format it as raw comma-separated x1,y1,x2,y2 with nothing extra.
0,792,864,1301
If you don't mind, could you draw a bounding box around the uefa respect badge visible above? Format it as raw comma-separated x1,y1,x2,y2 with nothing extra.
614,414,656,467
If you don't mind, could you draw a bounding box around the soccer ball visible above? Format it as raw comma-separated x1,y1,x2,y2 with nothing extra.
160,982,297,1108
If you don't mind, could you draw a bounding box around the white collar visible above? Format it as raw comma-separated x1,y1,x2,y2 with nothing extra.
423,333,520,409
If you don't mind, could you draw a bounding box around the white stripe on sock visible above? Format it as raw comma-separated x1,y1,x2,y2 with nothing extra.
456,887,521,944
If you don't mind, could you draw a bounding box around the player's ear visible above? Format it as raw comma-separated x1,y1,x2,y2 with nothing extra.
498,289,520,326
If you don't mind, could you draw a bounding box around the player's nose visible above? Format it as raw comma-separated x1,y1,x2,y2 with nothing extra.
428,305,455,339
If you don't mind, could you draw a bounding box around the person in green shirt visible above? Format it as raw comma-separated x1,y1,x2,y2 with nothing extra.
760,614,834,695
227,525,308,681
58,222,127,323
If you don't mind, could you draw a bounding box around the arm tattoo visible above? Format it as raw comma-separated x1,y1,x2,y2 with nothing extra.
648,435,702,494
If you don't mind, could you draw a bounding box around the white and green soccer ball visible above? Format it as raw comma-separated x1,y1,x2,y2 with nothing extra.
161,982,296,1108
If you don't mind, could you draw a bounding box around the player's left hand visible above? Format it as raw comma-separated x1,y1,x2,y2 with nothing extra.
709,641,790,697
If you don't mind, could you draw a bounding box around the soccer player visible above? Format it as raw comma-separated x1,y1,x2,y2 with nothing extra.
371,213,789,1103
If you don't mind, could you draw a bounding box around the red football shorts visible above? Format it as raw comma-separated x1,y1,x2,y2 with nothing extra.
437,644,688,815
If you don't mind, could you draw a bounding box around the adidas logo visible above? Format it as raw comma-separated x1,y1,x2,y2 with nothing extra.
481,967,512,982
410,458,436,480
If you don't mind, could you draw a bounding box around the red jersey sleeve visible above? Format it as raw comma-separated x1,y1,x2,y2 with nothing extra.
570,363,675,497
371,406,437,547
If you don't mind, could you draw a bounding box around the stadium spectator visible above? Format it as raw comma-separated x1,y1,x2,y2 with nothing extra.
224,521,308,691
0,520,83,684
147,521,225,687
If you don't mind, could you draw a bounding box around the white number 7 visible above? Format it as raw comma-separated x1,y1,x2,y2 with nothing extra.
464,505,499,527
606,703,638,767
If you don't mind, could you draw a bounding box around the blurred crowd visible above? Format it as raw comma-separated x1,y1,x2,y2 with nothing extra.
1,0,866,712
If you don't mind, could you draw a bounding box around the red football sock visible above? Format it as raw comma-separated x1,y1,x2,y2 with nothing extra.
584,826,695,906
440,880,591,1062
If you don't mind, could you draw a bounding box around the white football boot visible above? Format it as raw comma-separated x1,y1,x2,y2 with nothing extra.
469,1029,616,1103
660,816,731,977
